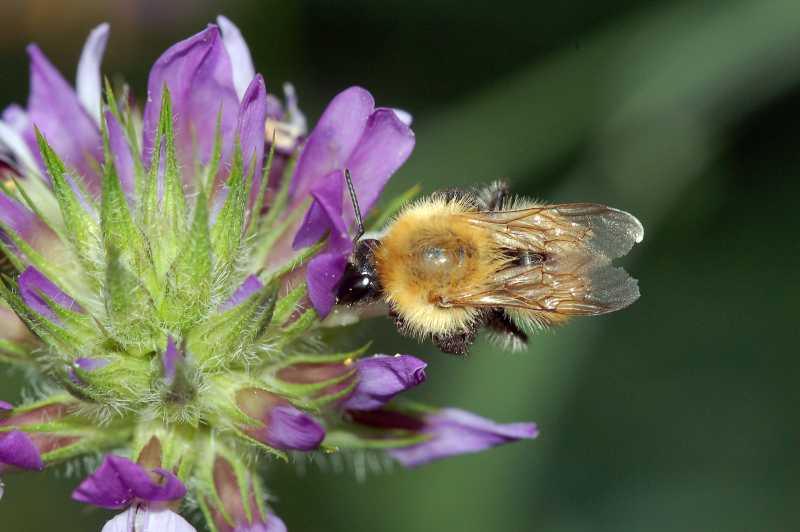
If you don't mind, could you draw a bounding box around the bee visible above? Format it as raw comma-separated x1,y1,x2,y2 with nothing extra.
336,171,644,355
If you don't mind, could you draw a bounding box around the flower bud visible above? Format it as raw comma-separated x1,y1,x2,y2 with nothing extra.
236,388,324,451
200,453,286,532
0,399,82,470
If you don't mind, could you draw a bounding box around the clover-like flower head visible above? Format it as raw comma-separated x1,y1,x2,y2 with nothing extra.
0,18,537,531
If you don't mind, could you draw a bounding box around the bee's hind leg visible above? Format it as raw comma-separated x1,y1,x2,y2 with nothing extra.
486,309,529,351
432,327,479,356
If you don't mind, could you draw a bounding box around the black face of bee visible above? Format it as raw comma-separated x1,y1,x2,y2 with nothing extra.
336,239,383,305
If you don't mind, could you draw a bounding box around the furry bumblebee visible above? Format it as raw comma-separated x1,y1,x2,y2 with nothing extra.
336,172,644,355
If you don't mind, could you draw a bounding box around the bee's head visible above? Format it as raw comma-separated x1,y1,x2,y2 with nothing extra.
336,239,383,305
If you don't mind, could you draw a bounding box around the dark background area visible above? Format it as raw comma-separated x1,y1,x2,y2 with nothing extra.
1,1,799,530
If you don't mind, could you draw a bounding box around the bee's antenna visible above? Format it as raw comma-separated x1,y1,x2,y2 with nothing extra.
345,168,365,244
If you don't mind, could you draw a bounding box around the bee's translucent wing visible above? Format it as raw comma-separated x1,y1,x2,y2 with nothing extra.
450,203,643,318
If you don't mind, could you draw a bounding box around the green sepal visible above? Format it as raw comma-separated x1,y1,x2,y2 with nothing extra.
188,281,278,369
268,368,356,401
273,345,371,368
275,308,318,346
104,78,147,200
100,113,144,264
104,246,157,349
249,196,310,271
35,289,95,338
305,377,358,410
68,355,151,404
270,283,307,326
0,339,34,366
34,129,100,270
196,444,261,529
130,423,198,480
202,108,224,193
41,428,132,465
323,429,430,450
233,430,289,462
0,220,84,304
247,135,278,239
0,276,84,354
137,88,187,284
0,237,24,274
161,190,213,331
261,238,325,284
211,141,254,284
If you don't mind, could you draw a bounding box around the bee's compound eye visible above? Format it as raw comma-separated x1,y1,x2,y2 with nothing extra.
337,274,379,305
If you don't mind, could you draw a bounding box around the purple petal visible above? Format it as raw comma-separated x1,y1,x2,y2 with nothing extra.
283,83,307,136
27,44,102,192
388,408,539,468
0,189,40,242
105,111,135,198
0,105,37,173
72,455,186,509
391,108,413,126
221,275,263,311
262,405,325,451
217,16,255,101
292,169,347,249
102,506,196,532
290,86,374,203
76,23,110,126
344,108,415,222
142,25,239,179
343,355,427,411
237,75,267,197
293,170,353,318
162,338,179,385
266,514,288,532
18,266,82,320
0,401,12,411
305,250,349,318
0,430,44,470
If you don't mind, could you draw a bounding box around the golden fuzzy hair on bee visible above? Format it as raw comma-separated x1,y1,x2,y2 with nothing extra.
374,195,508,338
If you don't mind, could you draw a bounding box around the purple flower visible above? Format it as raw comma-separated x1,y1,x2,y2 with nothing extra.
18,266,82,321
351,407,538,468
23,25,108,192
291,86,415,316
236,388,325,451
72,454,187,509
342,354,427,411
101,505,196,532
0,430,44,472
142,25,267,186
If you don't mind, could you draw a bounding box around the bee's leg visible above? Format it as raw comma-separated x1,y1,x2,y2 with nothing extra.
475,180,510,211
432,327,479,356
486,309,528,351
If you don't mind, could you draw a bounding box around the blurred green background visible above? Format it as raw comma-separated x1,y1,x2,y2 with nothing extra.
2,0,799,530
